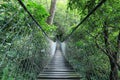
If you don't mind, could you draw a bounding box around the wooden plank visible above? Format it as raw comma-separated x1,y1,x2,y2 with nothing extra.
38,76,81,79
39,72,76,74
39,73,79,77
37,49,81,80
38,79,80,80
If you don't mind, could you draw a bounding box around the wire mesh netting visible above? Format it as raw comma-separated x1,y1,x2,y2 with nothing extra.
62,39,110,80
0,0,56,80
60,0,120,80
61,18,120,80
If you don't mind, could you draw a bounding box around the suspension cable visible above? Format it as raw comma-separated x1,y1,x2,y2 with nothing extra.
63,0,107,42
17,0,52,41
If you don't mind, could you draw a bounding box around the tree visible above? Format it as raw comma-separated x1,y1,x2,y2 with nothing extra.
67,0,120,79
47,0,57,25
96,22,120,80
0,0,56,79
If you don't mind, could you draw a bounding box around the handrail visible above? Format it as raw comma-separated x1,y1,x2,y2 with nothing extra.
17,0,53,41
62,0,106,42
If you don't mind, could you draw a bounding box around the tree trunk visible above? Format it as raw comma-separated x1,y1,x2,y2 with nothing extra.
103,22,118,80
117,32,120,50
47,0,57,25
86,71,91,80
109,52,118,80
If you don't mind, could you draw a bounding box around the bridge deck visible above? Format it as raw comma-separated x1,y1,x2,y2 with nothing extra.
38,49,81,80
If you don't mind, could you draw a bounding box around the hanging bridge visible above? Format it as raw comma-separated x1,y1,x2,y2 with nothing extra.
38,42,81,80
0,0,120,80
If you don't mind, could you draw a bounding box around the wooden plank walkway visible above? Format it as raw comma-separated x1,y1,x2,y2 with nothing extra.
37,48,81,80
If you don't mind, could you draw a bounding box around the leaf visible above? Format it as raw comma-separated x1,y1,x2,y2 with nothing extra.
6,51,16,58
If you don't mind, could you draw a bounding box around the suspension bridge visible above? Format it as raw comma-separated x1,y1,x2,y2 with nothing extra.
1,0,120,80
38,42,81,80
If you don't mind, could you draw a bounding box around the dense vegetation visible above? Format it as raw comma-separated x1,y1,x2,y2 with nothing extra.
0,0,120,80
0,0,55,80
64,0,120,80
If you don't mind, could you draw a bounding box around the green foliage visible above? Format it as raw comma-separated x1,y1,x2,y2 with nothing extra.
23,0,57,38
0,0,55,80
66,37,110,79
26,1,49,23
53,0,80,40
65,0,120,79
1,0,120,79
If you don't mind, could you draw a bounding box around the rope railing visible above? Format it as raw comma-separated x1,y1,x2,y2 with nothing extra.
63,0,106,42
0,0,56,80
61,31,115,80
17,0,52,40
60,0,120,79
